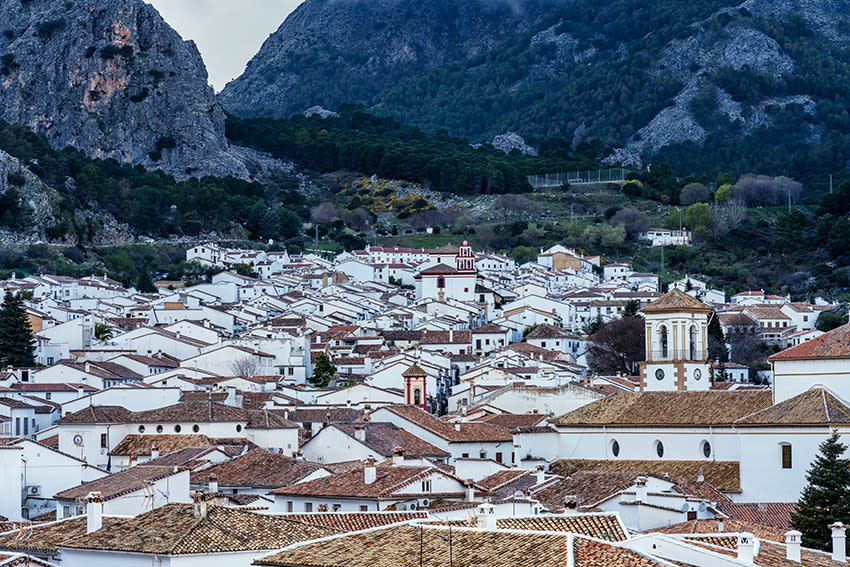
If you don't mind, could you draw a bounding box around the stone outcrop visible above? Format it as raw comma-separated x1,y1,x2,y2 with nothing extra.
0,0,246,179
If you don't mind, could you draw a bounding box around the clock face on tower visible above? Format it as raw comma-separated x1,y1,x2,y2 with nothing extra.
694,368,702,381
655,368,665,381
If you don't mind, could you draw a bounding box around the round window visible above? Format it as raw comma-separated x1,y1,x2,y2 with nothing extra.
611,440,620,457
656,441,664,458
702,441,711,458
655,368,665,381
138,425,145,434
156,425,163,433
174,424,182,433
192,424,200,433
236,424,242,433
694,368,702,381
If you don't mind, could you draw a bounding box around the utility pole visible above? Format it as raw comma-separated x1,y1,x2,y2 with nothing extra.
787,190,791,213
830,174,834,194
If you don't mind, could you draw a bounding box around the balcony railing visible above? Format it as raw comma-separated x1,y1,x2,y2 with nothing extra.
648,350,705,361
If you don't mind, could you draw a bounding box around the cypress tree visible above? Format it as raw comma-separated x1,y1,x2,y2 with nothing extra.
707,312,728,363
0,291,36,366
791,431,850,551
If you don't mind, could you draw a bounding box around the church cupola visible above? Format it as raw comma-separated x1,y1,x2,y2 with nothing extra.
638,289,713,392
456,240,475,273
403,364,428,410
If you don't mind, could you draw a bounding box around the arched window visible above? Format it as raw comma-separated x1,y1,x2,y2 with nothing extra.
701,440,711,458
689,325,698,359
413,388,421,405
659,325,669,358
437,277,445,289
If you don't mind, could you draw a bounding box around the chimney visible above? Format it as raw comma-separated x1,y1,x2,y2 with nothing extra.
392,447,405,466
697,467,705,483
831,522,847,563
192,491,208,520
364,456,376,484
785,530,802,563
209,474,219,494
536,464,546,485
466,480,476,502
86,492,103,533
150,445,160,459
354,424,366,443
84,361,91,373
476,503,497,530
716,519,724,532
78,385,85,398
635,476,648,502
454,423,461,432
737,533,755,564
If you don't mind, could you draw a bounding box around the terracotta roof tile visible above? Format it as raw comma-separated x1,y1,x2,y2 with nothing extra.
271,465,456,499
0,516,126,555
552,391,772,426
110,434,214,456
550,460,741,493
284,512,426,532
382,405,513,442
770,323,850,360
735,387,850,425
640,289,711,313
61,503,336,554
54,465,185,501
333,423,450,458
189,449,324,488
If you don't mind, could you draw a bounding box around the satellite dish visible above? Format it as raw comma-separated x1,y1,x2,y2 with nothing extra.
682,503,690,513
698,502,707,512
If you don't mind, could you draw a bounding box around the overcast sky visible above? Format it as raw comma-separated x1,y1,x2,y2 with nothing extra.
146,0,303,91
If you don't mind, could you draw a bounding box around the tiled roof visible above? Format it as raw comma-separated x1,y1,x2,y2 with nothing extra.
525,324,573,339
286,408,364,423
131,401,249,423
54,465,185,501
721,502,797,530
284,512,427,532
476,469,530,491
550,459,741,493
770,323,850,360
247,409,299,429
189,449,324,488
640,289,711,313
653,519,786,542
419,264,458,275
256,525,657,567
60,503,336,554
552,391,772,426
472,324,507,334
534,471,644,510
496,514,628,542
110,434,213,456
476,414,548,431
381,405,513,442
271,465,455,499
402,364,427,377
56,406,134,424
0,516,126,555
420,330,472,345
333,422,450,458
735,387,850,425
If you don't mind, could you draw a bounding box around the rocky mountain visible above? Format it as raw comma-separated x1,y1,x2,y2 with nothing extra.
0,0,246,179
220,0,850,174
218,0,553,119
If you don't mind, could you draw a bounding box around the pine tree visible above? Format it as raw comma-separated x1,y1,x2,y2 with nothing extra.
309,353,336,387
791,431,850,551
0,291,36,366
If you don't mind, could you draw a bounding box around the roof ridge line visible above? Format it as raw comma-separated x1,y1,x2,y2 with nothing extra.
822,387,831,423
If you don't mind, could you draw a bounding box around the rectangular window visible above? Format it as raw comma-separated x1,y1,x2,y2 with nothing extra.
23,418,28,436
360,505,369,512
100,433,108,448
286,501,293,513
462,453,469,458
495,452,503,463
305,502,313,512
15,418,20,436
781,444,792,469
